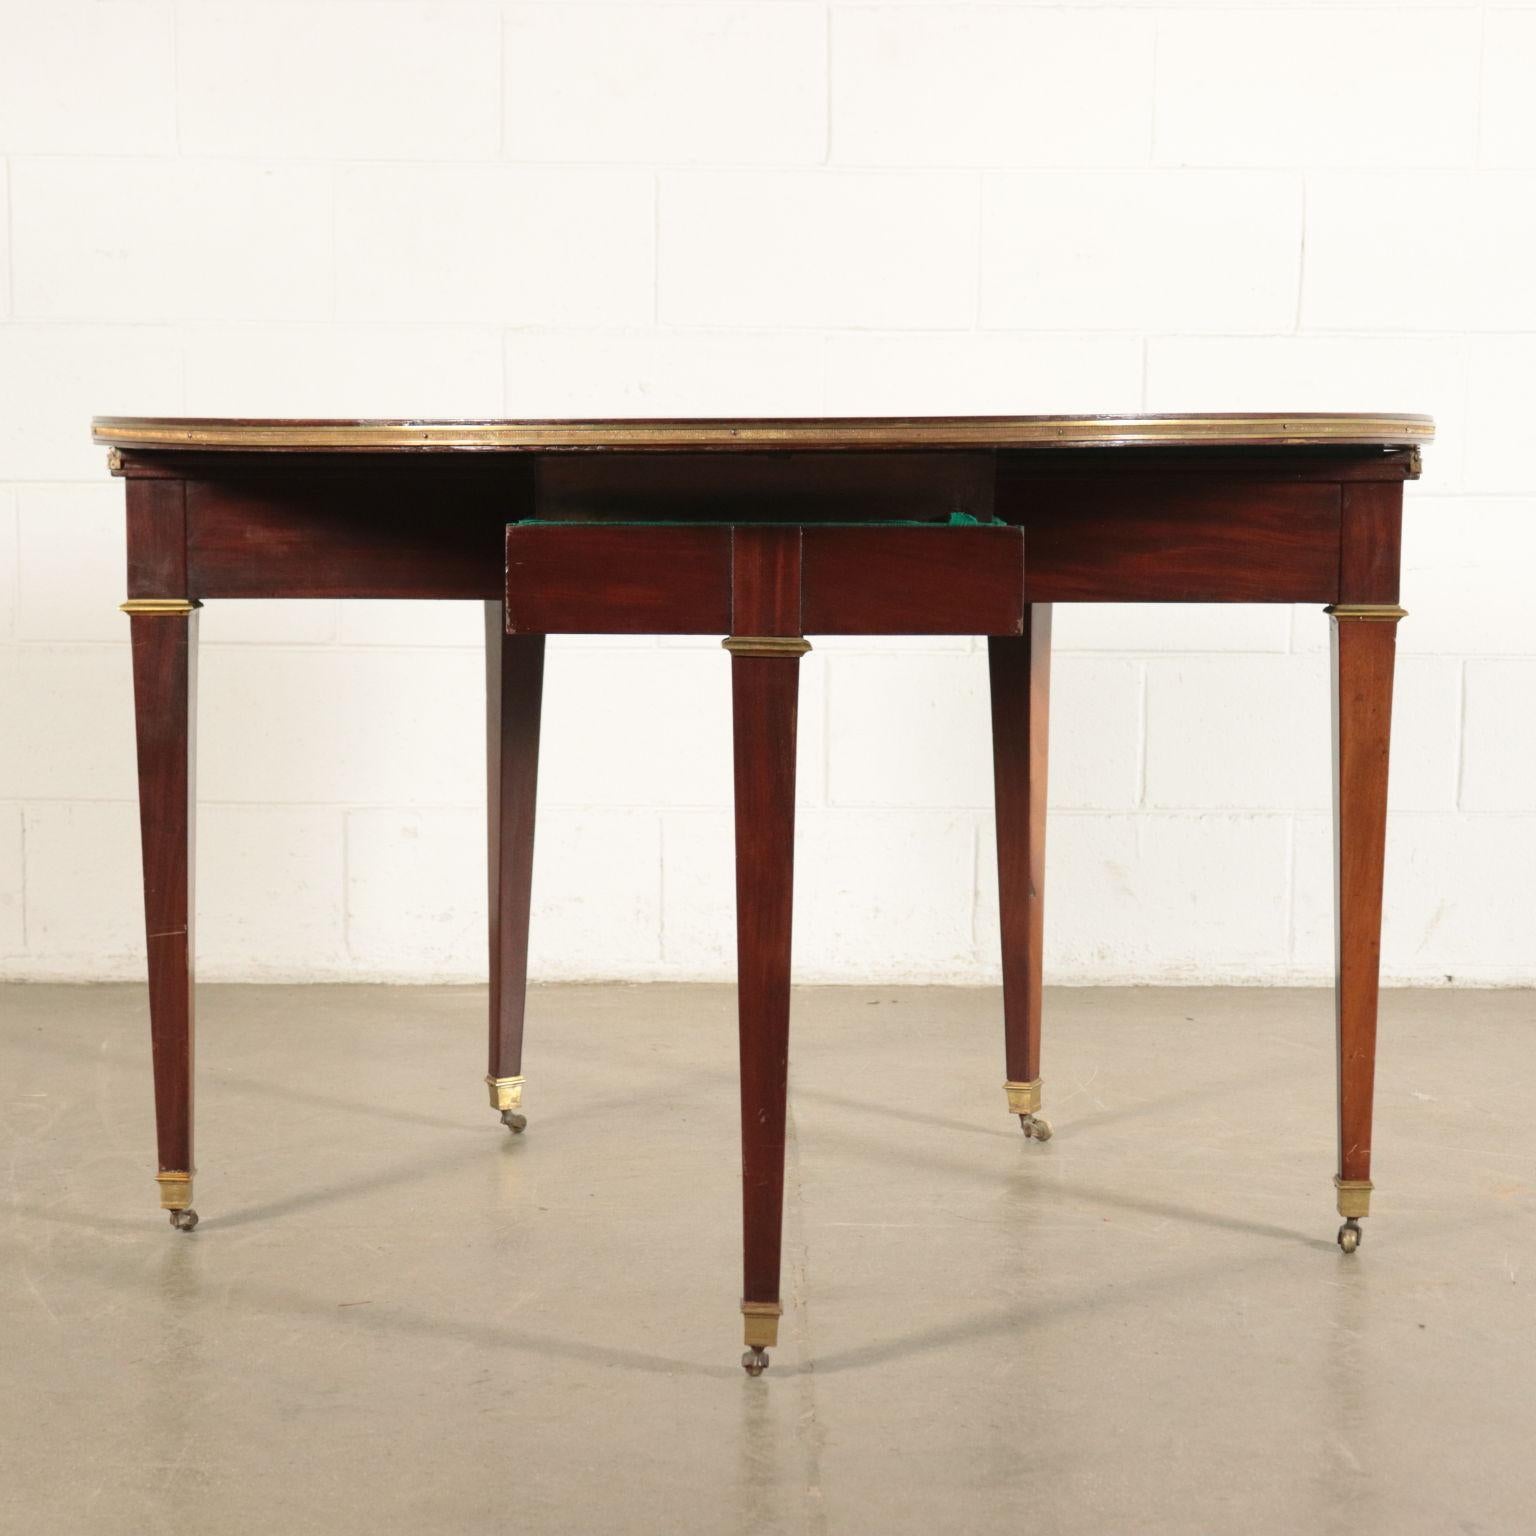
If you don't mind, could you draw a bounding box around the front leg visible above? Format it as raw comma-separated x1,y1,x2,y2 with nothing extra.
124,598,200,1231
988,608,1053,1141
484,604,544,1133
1328,602,1404,1253
727,634,806,1377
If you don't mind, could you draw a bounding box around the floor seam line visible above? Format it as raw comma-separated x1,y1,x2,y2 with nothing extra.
785,1095,830,1534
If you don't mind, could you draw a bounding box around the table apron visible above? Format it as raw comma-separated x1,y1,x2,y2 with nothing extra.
147,468,1393,608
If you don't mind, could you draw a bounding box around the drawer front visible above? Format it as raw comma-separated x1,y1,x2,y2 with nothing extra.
506,523,1025,637
506,526,730,634
800,526,1024,635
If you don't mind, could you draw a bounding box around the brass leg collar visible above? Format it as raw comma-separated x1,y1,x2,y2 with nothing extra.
722,636,811,658
156,1171,194,1211
121,598,201,616
1004,1079,1042,1116
741,1301,782,1350
486,1075,526,1113
1325,604,1407,622
1335,1177,1373,1220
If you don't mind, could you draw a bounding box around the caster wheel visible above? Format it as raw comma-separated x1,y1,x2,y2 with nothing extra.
1019,1114,1053,1142
168,1208,199,1232
741,1347,769,1377
1337,1219,1361,1254
501,1111,527,1134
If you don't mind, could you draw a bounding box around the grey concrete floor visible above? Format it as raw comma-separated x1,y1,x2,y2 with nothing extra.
2,983,1534,1535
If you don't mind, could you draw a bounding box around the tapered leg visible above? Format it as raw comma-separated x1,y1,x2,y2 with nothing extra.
729,642,805,1376
127,603,200,1231
1329,604,1403,1252
988,607,1053,1140
484,603,544,1133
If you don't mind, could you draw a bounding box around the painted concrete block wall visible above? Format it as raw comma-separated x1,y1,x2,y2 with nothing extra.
1,1,1533,985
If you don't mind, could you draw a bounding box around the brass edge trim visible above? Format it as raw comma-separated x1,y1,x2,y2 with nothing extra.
741,1301,783,1350
722,636,812,658
89,413,1437,454
1335,1177,1374,1219
156,1171,194,1211
1326,604,1408,622
485,1074,527,1113
121,598,201,616
1004,1079,1043,1116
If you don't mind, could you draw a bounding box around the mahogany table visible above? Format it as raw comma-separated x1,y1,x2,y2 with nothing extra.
93,412,1433,1374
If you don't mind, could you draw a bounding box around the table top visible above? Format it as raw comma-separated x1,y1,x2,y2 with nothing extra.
92,413,1435,454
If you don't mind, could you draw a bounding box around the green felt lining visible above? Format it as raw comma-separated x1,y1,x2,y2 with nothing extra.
510,511,1008,528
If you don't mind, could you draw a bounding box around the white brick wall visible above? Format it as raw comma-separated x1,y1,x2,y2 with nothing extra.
0,0,1531,986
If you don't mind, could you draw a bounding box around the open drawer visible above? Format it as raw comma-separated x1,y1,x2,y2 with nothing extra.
504,521,1026,638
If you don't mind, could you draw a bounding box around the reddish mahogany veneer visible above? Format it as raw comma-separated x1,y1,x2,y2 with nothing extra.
102,412,1426,1339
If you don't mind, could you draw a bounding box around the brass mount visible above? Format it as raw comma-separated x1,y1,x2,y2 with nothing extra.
1325,604,1407,622
1335,1176,1373,1220
1004,1079,1043,1116
722,636,812,659
485,1074,526,1113
121,599,201,616
156,1171,194,1211
741,1300,782,1350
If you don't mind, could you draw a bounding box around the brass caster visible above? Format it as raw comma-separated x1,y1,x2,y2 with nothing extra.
742,1347,770,1377
500,1110,527,1134
1019,1114,1053,1142
168,1208,199,1233
1337,1218,1362,1254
